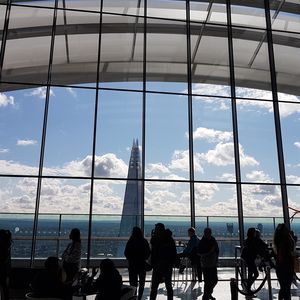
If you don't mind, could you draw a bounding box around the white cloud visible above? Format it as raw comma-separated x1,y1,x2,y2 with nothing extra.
294,142,300,149
17,139,38,146
200,142,259,167
146,163,171,174
0,93,14,108
286,175,300,184
192,127,232,143
245,170,272,183
0,148,9,154
194,183,219,202
169,150,204,173
28,87,54,99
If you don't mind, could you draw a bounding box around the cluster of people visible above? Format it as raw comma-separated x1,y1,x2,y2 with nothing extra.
0,222,298,300
241,223,298,300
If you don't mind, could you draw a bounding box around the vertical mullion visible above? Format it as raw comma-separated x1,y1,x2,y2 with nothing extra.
186,0,195,229
141,0,147,233
86,0,103,268
0,1,12,81
226,0,244,243
30,0,58,267
264,0,290,228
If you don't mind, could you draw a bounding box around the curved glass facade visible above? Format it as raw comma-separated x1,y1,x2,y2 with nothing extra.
0,0,299,265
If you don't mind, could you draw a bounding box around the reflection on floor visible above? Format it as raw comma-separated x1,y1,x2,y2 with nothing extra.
121,268,300,300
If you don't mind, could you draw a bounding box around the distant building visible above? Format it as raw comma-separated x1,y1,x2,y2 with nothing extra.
119,139,142,237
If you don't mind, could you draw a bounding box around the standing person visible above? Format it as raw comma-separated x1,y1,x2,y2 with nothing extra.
198,228,219,300
150,223,177,300
241,228,259,293
273,223,295,300
124,226,151,300
178,227,202,282
62,228,82,282
0,230,12,300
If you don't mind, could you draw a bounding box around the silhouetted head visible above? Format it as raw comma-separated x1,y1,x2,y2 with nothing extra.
69,228,81,242
188,227,196,238
44,256,60,272
131,226,143,239
274,223,293,251
247,227,256,239
154,223,165,238
255,229,261,239
165,228,173,238
203,227,212,239
100,259,115,274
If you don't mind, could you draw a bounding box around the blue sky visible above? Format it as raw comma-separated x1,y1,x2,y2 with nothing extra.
0,83,299,218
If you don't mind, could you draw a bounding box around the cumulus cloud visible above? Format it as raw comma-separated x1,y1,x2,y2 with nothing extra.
17,139,38,146
194,183,219,202
200,142,259,167
169,150,204,173
28,87,54,99
0,148,9,154
0,93,14,108
192,127,232,143
245,170,272,183
294,142,300,149
146,163,171,174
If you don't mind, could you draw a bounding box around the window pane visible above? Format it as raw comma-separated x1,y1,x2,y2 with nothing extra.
0,87,45,176
231,0,266,29
195,183,238,257
288,185,300,240
147,0,186,20
103,0,143,15
193,97,235,181
190,0,227,25
232,28,272,99
95,90,142,179
237,99,280,183
43,87,96,177
145,93,189,180
144,181,190,216
273,31,300,99
191,24,230,97
36,178,90,260
99,14,144,90
0,177,37,261
279,102,300,184
146,19,187,93
52,10,100,87
2,5,53,85
58,0,101,11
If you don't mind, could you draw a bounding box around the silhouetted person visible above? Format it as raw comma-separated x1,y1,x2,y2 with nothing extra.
124,226,150,300
0,230,11,300
62,228,81,282
95,259,123,300
31,256,72,300
150,223,177,300
178,227,202,282
273,224,295,300
241,227,259,293
198,228,219,300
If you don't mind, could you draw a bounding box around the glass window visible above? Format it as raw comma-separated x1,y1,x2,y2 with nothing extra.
145,93,189,180
147,0,186,20
193,97,235,181
232,27,272,100
191,23,230,97
0,87,45,176
279,102,300,184
195,183,238,257
146,19,188,93
95,89,142,179
58,0,101,11
190,0,227,25
99,14,144,90
12,1,55,8
231,0,266,29
237,99,280,183
2,5,54,85
273,31,300,100
42,87,96,177
0,177,37,262
36,178,90,260
103,0,143,16
288,185,300,242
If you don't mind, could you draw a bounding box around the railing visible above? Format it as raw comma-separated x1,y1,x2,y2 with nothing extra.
0,212,293,261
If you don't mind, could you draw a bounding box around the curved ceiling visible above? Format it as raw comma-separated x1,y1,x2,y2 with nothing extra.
0,0,299,96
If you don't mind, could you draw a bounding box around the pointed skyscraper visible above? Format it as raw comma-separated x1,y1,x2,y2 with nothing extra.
118,139,142,237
